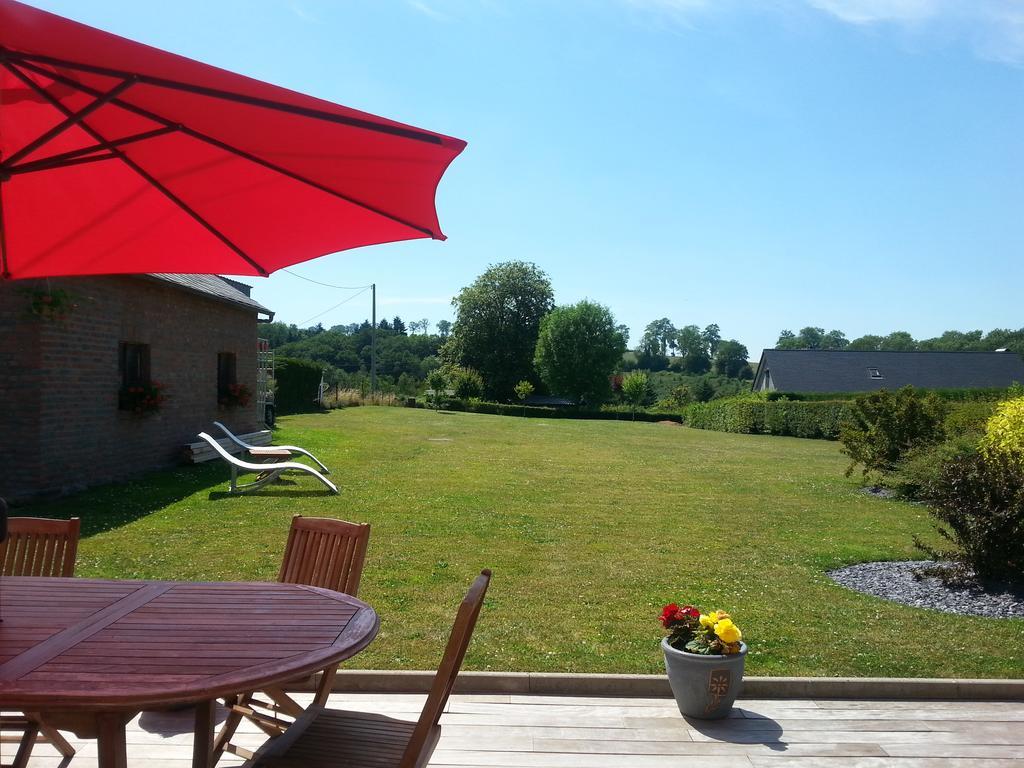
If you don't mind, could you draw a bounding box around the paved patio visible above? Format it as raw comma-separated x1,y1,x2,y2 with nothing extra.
15,691,1024,766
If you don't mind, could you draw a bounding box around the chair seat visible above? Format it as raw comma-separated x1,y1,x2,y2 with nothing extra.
254,707,427,768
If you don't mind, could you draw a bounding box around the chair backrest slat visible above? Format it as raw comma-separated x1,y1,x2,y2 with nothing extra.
0,517,80,577
277,515,370,596
400,569,491,768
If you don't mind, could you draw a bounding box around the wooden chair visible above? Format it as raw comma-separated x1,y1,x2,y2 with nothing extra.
0,511,79,768
0,516,80,577
213,516,371,763
247,569,492,768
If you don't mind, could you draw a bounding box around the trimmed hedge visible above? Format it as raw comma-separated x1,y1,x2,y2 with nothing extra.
770,386,1017,403
684,398,853,439
275,357,324,415
423,398,684,424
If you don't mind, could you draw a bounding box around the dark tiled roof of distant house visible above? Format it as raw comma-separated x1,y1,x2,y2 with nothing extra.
146,274,273,319
752,349,1024,393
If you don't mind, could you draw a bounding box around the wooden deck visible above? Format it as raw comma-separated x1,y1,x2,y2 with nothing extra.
15,691,1024,766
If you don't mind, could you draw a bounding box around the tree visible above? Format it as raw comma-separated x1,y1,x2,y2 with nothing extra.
447,366,484,400
377,318,391,331
621,371,651,419
392,316,407,335
702,324,721,357
848,334,884,351
514,379,534,415
418,318,430,335
714,340,751,378
777,327,847,349
676,324,711,374
693,377,715,402
640,318,677,356
880,331,917,351
822,329,849,349
436,319,452,339
424,368,448,409
534,300,627,406
442,261,554,400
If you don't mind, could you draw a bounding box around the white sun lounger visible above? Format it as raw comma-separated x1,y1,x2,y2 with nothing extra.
197,432,338,495
213,421,331,474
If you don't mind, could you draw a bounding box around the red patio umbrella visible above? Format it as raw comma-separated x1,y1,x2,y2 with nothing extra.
0,0,466,280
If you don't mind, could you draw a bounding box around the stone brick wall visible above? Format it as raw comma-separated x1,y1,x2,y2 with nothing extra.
0,276,263,501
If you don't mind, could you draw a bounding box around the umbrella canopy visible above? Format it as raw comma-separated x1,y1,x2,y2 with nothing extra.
0,0,466,280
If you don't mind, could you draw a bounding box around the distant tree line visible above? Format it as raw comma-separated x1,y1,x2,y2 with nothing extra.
774,326,1024,353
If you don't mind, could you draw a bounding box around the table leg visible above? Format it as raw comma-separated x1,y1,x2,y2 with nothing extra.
193,698,216,768
95,712,128,768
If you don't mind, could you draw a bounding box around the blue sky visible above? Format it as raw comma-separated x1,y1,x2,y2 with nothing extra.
32,0,1024,354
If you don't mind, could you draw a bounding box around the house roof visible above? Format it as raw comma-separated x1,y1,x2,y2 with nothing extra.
145,274,273,319
753,349,1024,393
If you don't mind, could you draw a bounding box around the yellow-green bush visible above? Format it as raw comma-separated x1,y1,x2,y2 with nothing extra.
981,396,1024,466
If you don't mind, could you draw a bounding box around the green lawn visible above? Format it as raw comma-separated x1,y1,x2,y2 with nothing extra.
26,407,1023,678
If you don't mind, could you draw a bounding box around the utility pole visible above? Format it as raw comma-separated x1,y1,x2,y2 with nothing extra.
370,283,377,393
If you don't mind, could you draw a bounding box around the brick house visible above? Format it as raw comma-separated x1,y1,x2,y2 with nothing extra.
0,274,273,501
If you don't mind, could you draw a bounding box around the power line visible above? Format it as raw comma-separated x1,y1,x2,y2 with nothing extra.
282,268,371,291
298,286,371,326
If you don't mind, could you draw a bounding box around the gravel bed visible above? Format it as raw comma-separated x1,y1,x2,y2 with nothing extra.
828,561,1024,619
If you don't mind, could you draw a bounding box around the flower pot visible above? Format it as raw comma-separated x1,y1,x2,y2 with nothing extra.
661,637,747,719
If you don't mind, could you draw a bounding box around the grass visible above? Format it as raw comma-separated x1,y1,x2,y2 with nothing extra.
23,407,1023,678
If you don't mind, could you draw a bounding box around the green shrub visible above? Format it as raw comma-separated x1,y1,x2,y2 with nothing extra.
274,357,324,415
447,365,484,400
839,386,949,477
891,435,980,501
981,396,1024,467
917,450,1024,582
944,401,997,439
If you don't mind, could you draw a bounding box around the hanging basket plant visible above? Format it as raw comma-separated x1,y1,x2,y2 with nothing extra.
218,383,253,409
119,382,168,415
20,285,78,323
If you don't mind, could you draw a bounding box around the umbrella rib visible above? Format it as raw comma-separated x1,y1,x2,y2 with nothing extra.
0,49,444,146
6,126,179,176
13,59,441,240
1,76,136,168
0,61,269,277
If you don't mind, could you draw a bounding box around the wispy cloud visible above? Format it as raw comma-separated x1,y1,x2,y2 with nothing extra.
407,0,450,21
623,0,1024,64
286,1,318,24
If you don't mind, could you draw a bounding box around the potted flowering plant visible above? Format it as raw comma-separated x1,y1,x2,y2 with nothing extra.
218,382,253,409
658,603,747,719
119,381,167,415
20,286,78,323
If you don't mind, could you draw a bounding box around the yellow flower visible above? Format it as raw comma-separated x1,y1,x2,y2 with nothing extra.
699,613,716,629
714,618,742,644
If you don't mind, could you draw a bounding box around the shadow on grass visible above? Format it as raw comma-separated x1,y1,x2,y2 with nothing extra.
13,463,227,539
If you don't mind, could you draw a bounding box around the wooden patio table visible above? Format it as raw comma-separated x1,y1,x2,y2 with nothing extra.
0,576,379,768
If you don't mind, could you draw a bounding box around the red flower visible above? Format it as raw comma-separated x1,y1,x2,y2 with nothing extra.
659,603,680,627
679,605,700,619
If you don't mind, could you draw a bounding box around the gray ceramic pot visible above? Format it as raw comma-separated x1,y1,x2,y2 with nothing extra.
661,637,747,719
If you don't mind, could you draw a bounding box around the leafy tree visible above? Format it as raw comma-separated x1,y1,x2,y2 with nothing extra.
392,316,407,335
676,325,711,373
621,371,651,418
442,261,554,400
776,327,847,350
436,319,452,339
377,318,391,331
534,300,627,406
640,318,677,356
636,349,669,371
880,331,917,351
447,366,484,400
714,340,751,378
702,324,721,357
848,334,884,351
424,368,448,409
514,379,535,415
